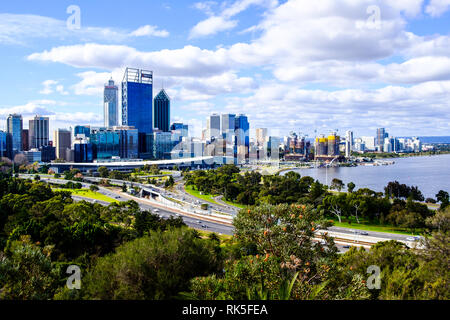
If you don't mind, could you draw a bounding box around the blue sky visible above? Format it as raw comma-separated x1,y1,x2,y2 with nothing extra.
1,0,450,140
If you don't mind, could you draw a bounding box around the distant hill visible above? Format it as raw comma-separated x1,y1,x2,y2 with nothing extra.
416,136,450,144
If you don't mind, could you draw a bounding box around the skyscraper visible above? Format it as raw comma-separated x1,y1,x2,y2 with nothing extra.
29,116,49,149
235,114,250,162
114,126,139,159
0,131,8,158
54,129,72,160
22,129,29,151
376,128,387,152
256,128,268,147
327,132,340,157
7,114,23,157
221,114,236,137
122,68,153,157
345,130,353,158
153,89,170,132
206,114,221,141
104,79,118,128
122,68,153,133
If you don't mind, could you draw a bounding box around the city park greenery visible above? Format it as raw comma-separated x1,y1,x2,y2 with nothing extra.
0,168,448,300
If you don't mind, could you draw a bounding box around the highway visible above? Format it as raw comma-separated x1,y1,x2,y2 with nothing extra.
21,174,422,251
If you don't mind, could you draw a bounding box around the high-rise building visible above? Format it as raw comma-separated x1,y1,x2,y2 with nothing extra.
40,145,56,162
104,79,118,128
345,130,353,157
74,125,91,139
114,126,139,159
361,136,376,151
29,116,49,149
153,89,170,132
22,129,29,151
151,131,177,160
206,114,221,141
327,132,340,157
376,128,388,152
0,131,8,158
74,139,94,163
91,128,120,160
122,68,153,158
170,123,189,138
6,114,23,157
54,129,72,161
256,128,268,147
235,114,250,162
221,114,236,137
315,135,328,157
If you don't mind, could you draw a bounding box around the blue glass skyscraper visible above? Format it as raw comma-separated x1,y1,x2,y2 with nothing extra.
90,128,120,160
6,114,22,157
122,68,153,134
153,89,170,132
235,114,250,162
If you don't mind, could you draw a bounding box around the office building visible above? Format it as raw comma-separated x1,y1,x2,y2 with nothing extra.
376,128,388,152
171,123,189,138
22,129,29,151
0,131,7,158
6,114,23,157
153,89,170,132
151,131,177,160
104,79,118,128
315,135,328,157
74,125,91,139
256,128,268,147
206,114,221,141
40,145,56,162
345,130,353,158
361,136,376,151
122,68,153,157
74,139,94,163
54,129,72,161
235,114,250,162
24,149,42,163
221,114,236,137
29,116,49,149
91,128,120,160
114,126,139,159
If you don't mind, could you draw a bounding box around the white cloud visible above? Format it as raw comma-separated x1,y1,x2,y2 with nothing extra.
129,25,169,38
189,0,278,38
425,0,450,17
40,80,69,95
0,13,169,45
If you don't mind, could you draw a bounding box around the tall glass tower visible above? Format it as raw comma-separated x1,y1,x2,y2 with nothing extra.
153,89,170,132
6,114,23,157
122,68,153,157
104,79,118,128
122,68,153,133
29,115,49,149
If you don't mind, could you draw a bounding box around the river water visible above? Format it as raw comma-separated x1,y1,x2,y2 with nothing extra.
283,154,450,199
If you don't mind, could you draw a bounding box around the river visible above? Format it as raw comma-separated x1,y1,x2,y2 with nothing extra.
282,154,450,199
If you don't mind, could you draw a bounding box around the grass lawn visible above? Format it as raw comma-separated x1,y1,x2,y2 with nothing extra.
220,198,248,209
184,185,220,205
329,216,421,235
196,229,233,242
54,188,118,203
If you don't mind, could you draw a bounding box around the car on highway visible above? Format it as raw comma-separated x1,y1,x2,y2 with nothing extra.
406,237,417,241
359,231,369,235
197,220,202,224
153,209,159,213
202,225,208,228
343,245,351,249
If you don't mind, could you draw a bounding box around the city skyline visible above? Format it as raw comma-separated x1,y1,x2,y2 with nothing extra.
0,0,450,139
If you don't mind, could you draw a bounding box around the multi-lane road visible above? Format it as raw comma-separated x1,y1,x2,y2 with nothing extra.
22,174,422,252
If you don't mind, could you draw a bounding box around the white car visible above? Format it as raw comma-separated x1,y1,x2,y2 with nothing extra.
406,237,417,241
153,209,159,213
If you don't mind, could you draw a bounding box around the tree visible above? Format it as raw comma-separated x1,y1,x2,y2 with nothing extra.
436,190,449,210
83,228,222,300
347,182,356,193
0,237,59,300
165,176,175,188
122,183,127,192
330,179,344,192
98,166,109,178
89,185,99,192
